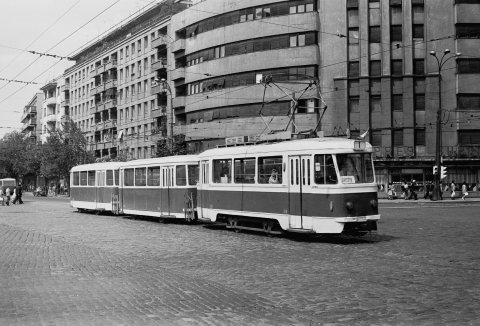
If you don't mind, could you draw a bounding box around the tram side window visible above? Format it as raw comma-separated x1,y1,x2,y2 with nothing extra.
135,168,146,186
115,170,119,186
73,172,80,186
176,165,187,186
234,158,255,183
124,169,134,186
314,154,337,184
106,170,114,186
87,171,95,186
258,156,283,184
213,159,232,183
80,171,88,186
188,164,199,185
147,167,160,186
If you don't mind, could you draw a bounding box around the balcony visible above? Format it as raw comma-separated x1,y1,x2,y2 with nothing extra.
104,99,117,110
171,67,185,81
152,105,167,118
152,35,168,48
25,130,36,139
22,117,36,130
93,84,105,95
96,65,106,75
64,84,70,91
21,106,36,121
104,60,118,71
95,119,117,131
172,39,185,53
61,99,70,107
172,96,186,108
104,79,118,91
151,58,168,71
44,114,57,123
44,97,56,106
95,102,106,112
151,84,167,95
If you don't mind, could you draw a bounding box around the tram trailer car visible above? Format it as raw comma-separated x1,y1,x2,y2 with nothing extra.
70,162,124,213
118,155,199,220
70,156,199,220
196,138,380,235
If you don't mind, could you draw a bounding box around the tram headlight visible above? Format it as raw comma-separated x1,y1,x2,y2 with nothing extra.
345,201,354,211
370,199,378,209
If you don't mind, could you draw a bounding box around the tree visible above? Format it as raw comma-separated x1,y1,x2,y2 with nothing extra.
40,121,94,186
0,131,37,179
155,134,190,157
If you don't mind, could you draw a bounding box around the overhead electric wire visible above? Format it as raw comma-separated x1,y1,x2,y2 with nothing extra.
0,0,122,105
0,0,81,92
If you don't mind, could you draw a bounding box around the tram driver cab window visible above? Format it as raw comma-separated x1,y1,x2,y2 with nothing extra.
314,154,337,184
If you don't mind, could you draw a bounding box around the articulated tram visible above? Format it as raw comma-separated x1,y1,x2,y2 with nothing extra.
70,137,380,235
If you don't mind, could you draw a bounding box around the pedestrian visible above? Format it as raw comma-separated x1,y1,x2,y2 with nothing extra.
387,182,396,200
0,187,4,206
402,180,409,199
408,179,418,200
424,181,433,200
461,182,468,200
12,183,23,204
450,180,456,200
5,186,11,206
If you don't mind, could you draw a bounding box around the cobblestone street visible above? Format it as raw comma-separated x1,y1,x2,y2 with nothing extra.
0,194,479,325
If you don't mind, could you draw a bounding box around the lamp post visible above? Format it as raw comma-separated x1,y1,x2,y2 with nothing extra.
156,78,174,149
429,49,461,200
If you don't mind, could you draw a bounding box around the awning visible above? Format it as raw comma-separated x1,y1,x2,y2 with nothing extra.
117,129,124,140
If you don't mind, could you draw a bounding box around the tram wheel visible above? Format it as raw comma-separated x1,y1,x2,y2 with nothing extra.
263,221,274,236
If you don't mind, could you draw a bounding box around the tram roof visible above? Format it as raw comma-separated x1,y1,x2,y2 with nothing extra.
199,137,373,158
71,161,124,172
116,154,199,168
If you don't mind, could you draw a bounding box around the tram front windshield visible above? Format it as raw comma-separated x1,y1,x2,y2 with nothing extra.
336,153,374,184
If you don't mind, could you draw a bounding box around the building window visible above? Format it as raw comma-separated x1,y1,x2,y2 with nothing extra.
370,96,382,112
349,97,360,113
348,8,359,27
414,59,424,75
413,24,424,39
391,60,403,75
347,0,359,8
414,94,425,111
369,26,381,43
348,62,360,78
456,23,480,38
371,130,382,146
370,60,381,76
457,59,480,73
458,130,480,145
391,25,403,42
457,94,480,110
393,129,403,146
415,129,426,146
392,94,403,111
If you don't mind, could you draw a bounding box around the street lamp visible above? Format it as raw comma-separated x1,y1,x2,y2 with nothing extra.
155,78,174,148
429,49,461,200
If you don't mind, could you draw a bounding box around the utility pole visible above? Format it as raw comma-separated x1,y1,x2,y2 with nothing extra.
429,49,461,200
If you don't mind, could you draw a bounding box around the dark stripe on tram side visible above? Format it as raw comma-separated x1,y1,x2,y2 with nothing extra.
198,189,378,218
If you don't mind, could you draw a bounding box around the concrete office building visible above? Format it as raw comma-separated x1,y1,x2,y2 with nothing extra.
65,0,187,160
169,0,480,186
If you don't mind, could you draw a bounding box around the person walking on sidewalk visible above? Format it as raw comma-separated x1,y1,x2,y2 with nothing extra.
450,180,456,200
461,182,469,200
12,183,23,204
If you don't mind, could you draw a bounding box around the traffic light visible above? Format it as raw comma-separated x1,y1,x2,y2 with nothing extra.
433,165,438,175
440,166,447,179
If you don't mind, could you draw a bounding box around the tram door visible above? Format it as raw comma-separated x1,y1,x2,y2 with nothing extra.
197,160,209,219
161,166,174,216
288,156,311,229
96,170,105,209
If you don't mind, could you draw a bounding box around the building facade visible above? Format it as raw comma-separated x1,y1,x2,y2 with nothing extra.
40,79,69,143
65,0,187,160
169,0,480,187
20,92,43,143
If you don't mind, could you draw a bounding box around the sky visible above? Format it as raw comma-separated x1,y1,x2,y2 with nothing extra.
0,0,166,138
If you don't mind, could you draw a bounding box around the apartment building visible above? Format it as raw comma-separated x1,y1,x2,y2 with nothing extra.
20,92,43,143
40,79,69,143
65,0,186,160
169,0,480,185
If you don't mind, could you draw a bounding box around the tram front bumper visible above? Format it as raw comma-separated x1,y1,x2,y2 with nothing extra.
334,214,380,223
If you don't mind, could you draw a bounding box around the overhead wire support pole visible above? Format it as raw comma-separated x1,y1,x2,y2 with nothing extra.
429,49,461,201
